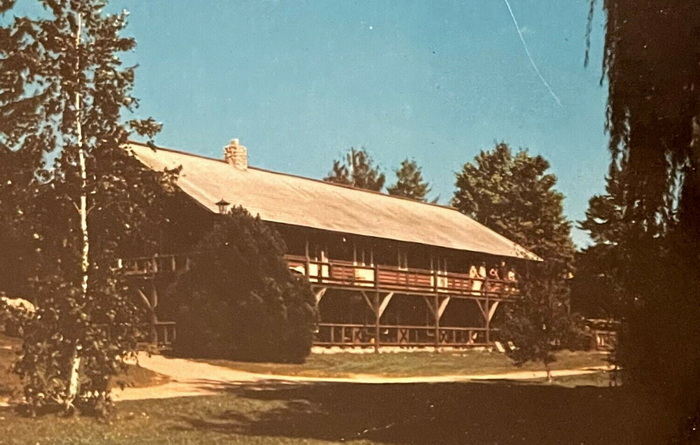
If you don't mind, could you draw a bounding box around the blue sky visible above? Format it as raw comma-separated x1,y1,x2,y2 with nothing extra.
9,1,610,247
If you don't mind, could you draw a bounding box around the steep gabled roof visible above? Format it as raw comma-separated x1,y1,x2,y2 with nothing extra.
127,141,541,261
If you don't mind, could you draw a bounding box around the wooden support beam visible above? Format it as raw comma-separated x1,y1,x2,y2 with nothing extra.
487,301,500,322
150,282,158,309
424,295,437,316
137,286,158,343
437,296,451,321
376,292,394,319
136,288,151,310
314,287,328,304
485,295,491,344
361,291,376,314
474,299,487,320
374,292,380,353
434,294,440,351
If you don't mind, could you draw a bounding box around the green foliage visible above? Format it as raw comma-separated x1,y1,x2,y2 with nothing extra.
572,165,628,319
387,158,432,201
500,276,586,379
453,142,575,277
587,2,700,438
324,147,386,191
0,297,35,337
453,142,579,370
0,0,174,415
587,0,698,230
14,278,146,415
174,207,318,364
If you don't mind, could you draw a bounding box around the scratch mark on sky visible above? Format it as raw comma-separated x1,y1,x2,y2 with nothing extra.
503,0,563,108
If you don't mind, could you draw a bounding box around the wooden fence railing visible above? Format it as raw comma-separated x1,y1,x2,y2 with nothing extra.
315,323,491,347
285,255,519,299
120,253,519,299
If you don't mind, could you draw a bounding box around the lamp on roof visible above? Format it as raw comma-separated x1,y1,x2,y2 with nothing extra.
215,198,230,214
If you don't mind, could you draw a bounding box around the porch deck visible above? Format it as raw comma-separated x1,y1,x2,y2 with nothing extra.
121,253,518,349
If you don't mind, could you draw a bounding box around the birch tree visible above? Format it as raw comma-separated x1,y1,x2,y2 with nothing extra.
0,0,173,416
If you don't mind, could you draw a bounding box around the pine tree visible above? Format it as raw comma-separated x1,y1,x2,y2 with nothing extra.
387,158,432,201
0,0,174,415
572,164,628,319
324,147,386,191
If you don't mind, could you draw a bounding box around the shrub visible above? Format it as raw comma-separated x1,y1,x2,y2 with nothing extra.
0,295,35,337
173,207,317,363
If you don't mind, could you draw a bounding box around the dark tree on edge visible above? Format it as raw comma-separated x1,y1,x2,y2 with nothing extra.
587,1,700,441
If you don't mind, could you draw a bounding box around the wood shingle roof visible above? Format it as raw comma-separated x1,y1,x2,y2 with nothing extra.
128,141,541,261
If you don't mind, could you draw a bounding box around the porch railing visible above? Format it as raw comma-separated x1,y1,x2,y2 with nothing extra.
285,255,519,299
120,253,519,299
315,323,491,347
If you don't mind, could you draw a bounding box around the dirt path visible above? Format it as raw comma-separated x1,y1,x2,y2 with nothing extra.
112,352,612,402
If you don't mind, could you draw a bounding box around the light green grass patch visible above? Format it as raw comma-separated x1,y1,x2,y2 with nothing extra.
200,349,610,380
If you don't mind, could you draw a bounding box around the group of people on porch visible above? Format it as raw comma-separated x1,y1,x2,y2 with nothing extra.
468,261,518,295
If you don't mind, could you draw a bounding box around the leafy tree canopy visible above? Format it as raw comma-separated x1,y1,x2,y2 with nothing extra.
453,142,575,276
324,147,386,191
174,207,318,363
0,0,174,415
387,158,432,202
453,142,579,374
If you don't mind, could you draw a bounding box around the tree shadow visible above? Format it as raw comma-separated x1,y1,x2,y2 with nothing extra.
176,379,655,444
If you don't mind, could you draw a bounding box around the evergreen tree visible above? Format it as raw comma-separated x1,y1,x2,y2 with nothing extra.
173,207,318,363
0,0,174,415
324,147,386,191
453,142,578,374
387,158,432,201
571,165,628,319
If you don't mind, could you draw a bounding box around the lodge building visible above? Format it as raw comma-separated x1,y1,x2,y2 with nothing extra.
122,139,541,350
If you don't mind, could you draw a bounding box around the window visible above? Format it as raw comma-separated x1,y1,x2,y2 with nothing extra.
398,249,408,270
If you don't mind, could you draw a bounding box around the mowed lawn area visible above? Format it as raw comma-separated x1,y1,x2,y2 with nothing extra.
0,337,676,444
200,349,611,380
0,379,664,445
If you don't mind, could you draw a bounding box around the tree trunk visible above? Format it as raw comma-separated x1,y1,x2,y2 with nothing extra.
65,11,86,412
545,363,552,383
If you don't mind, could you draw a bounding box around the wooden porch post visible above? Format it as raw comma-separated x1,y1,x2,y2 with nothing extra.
485,294,491,344
434,294,440,351
150,282,159,343
374,292,380,353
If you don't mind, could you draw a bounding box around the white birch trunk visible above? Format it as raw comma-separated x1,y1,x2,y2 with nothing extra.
65,11,85,410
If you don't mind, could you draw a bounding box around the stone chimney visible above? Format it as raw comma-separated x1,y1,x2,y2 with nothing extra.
223,138,248,170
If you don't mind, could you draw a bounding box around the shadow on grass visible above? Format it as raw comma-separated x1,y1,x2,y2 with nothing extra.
177,379,655,444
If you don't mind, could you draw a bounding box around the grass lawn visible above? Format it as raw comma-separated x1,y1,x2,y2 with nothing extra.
0,378,668,444
0,334,168,402
199,349,610,380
